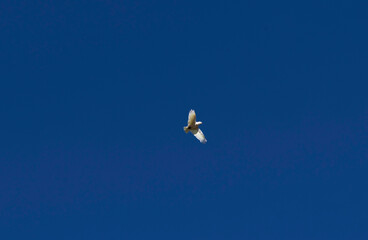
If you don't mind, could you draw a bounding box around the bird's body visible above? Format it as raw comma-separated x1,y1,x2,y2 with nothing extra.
184,110,207,143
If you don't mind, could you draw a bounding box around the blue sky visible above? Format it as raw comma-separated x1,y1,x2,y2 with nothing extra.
1,0,367,239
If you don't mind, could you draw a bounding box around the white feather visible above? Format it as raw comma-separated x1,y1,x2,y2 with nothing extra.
191,128,207,144
187,109,196,127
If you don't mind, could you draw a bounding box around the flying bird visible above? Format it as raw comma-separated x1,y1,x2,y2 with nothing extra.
183,109,207,143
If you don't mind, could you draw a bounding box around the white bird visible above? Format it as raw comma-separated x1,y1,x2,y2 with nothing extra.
183,109,207,143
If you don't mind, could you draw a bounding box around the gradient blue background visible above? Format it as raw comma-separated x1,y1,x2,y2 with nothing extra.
1,0,368,239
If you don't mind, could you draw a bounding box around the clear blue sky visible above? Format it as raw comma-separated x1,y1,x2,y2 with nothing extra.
1,1,367,239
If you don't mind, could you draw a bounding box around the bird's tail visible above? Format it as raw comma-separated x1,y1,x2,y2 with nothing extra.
184,126,189,133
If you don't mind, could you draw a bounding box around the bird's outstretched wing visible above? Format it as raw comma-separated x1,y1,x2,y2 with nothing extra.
187,109,196,127
191,128,207,144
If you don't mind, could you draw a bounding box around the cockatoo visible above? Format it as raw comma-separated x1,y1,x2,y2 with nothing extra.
183,109,207,143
